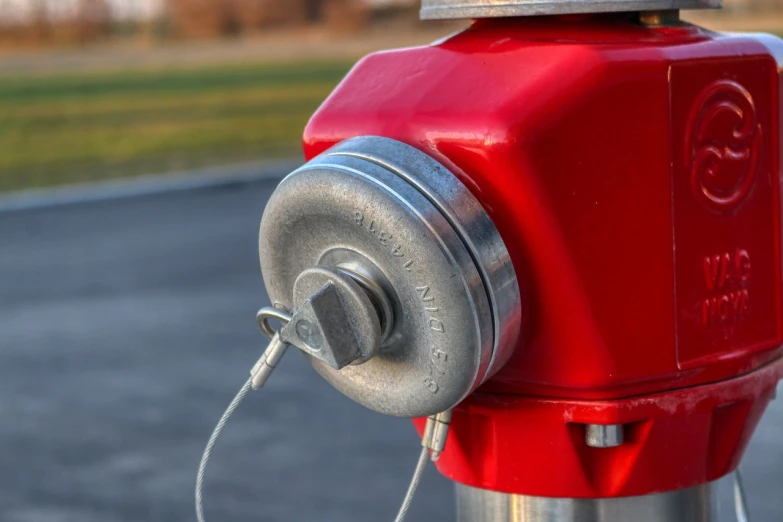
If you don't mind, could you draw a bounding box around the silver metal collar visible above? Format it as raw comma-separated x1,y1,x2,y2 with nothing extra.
420,0,720,20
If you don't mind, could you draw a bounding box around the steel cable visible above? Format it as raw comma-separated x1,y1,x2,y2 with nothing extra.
195,376,429,522
195,377,254,522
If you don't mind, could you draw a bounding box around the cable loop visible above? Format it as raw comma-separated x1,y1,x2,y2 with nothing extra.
256,307,292,339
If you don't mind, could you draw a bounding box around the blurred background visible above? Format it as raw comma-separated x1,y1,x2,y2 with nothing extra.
0,2,782,522
0,0,780,192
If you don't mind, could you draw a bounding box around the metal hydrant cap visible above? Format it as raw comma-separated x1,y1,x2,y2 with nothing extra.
259,137,521,417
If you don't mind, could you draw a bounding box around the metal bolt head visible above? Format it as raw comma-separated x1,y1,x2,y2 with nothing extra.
294,319,324,351
585,424,624,448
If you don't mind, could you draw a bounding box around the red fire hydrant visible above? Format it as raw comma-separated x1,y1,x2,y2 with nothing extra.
290,1,783,520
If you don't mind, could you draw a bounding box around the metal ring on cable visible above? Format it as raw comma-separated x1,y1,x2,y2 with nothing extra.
256,307,293,340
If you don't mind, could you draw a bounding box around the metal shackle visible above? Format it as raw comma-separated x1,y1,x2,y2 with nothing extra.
259,136,522,418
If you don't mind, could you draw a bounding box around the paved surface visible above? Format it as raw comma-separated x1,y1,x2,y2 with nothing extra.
0,178,781,522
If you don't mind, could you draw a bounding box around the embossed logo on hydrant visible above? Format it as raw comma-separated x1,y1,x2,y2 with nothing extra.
686,80,761,213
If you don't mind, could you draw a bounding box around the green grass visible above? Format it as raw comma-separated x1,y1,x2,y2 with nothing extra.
0,60,354,191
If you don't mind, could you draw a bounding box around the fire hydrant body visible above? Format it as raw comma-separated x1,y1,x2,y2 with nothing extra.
302,12,783,507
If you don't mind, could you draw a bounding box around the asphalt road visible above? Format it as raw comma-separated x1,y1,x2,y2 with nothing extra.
0,177,781,522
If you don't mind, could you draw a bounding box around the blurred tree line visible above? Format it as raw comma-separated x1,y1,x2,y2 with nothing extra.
0,0,418,47
167,0,394,36
0,0,778,48
0,0,113,46
724,0,781,10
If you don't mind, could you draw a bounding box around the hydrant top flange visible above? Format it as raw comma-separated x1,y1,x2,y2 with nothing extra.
420,0,721,20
